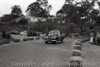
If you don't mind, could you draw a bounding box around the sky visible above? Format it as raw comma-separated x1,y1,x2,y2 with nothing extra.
0,0,65,16
0,0,99,17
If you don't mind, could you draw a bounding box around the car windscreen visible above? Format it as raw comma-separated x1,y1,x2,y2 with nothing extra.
48,30,60,36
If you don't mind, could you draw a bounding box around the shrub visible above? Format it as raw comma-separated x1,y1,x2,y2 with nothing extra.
3,40,10,44
0,41,3,45
23,38,28,41
28,38,34,40
5,33,11,39
35,37,40,40
2,31,11,39
2,31,6,38
27,31,38,36
13,39,20,42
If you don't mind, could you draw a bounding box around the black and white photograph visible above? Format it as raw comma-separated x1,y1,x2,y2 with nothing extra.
0,0,100,67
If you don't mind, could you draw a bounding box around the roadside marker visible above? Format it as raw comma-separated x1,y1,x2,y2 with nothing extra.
69,40,83,67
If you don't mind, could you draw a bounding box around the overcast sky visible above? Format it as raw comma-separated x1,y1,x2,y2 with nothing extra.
0,0,99,16
0,0,65,16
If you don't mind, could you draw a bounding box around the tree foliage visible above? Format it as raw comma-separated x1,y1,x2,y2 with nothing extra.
11,5,22,18
0,14,13,22
26,0,52,17
18,16,28,25
57,0,100,34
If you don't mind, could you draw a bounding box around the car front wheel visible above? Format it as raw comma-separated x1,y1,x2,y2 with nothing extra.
45,41,48,44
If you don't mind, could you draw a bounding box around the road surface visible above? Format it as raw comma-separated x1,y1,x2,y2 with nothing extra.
83,42,100,67
0,38,100,67
0,38,74,67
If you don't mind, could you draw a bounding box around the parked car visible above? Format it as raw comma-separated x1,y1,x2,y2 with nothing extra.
20,31,27,36
44,30,64,44
11,30,19,34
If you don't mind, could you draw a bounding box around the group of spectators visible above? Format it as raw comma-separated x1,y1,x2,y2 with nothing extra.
90,31,100,45
69,33,80,38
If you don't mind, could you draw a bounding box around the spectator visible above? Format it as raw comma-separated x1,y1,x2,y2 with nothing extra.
96,31,100,45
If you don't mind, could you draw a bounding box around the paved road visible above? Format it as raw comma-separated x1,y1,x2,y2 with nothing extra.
83,42,100,67
1,38,100,67
0,38,75,67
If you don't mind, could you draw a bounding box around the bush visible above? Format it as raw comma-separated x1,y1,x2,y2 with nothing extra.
13,39,20,42
5,33,11,39
0,41,3,45
35,37,40,40
28,38,34,40
3,40,10,44
2,31,11,39
27,31,38,36
2,31,6,38
23,38,28,41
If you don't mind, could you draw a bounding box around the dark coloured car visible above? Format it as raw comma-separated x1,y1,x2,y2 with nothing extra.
44,30,64,44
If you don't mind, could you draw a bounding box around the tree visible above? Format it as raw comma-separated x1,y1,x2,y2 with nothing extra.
0,14,13,22
57,0,100,34
11,5,22,18
29,19,55,32
18,16,28,25
0,5,23,23
26,0,52,17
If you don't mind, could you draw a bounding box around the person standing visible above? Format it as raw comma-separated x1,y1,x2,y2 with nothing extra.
96,31,100,45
